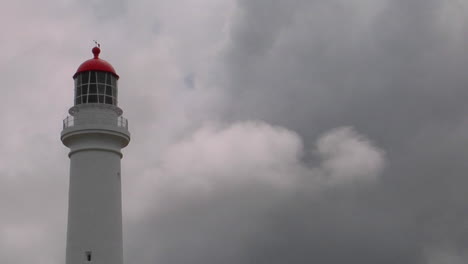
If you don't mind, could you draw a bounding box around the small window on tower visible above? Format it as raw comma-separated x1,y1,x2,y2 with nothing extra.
97,72,106,83
106,73,112,85
110,75,117,86
106,86,113,96
85,251,92,262
82,72,90,83
89,84,97,94
88,94,98,103
98,84,105,95
105,96,113,105
90,72,97,83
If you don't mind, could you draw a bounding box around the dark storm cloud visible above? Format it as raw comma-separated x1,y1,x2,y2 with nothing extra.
127,183,424,264
214,0,468,262
125,122,399,264
126,0,468,263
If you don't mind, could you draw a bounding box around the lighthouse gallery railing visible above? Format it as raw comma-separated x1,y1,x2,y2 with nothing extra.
63,116,128,129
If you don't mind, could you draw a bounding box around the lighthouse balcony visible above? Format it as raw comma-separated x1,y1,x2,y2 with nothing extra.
63,115,128,129
61,114,130,150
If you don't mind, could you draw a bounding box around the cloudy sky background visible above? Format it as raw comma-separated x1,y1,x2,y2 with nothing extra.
2,0,468,263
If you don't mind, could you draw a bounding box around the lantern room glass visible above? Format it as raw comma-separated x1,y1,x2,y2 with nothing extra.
74,71,118,106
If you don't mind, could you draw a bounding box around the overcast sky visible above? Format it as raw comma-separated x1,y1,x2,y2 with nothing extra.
2,0,468,263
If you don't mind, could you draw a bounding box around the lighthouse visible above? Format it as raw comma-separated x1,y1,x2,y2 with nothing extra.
61,46,130,264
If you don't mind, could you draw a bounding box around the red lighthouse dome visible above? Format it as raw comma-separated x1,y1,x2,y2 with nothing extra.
72,46,120,106
74,47,119,79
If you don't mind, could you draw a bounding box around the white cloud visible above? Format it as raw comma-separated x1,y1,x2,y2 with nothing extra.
316,126,386,184
126,121,386,218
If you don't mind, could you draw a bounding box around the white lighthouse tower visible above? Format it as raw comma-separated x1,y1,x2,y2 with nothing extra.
61,46,130,264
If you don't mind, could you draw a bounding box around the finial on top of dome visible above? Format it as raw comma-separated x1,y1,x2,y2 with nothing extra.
92,40,101,59
74,41,119,79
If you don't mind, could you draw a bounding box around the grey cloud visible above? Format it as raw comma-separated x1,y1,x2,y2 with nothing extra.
125,122,400,264
88,0,127,21
217,0,468,262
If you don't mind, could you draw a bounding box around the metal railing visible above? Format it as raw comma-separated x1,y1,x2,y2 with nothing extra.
63,116,128,129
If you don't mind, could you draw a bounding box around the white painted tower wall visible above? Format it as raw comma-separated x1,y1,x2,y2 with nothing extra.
62,104,130,264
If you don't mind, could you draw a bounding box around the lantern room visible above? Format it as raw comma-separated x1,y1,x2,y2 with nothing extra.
73,47,119,106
